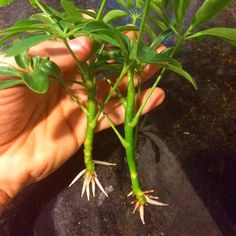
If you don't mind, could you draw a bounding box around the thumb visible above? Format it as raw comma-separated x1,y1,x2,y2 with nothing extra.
29,36,93,71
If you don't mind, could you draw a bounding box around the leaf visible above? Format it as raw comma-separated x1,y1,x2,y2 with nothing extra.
82,21,129,57
0,79,23,90
160,62,197,89
103,10,128,23
0,63,20,76
0,0,13,7
40,60,61,77
172,0,190,27
30,55,41,70
137,43,172,64
0,19,39,35
60,0,82,19
83,21,111,33
191,0,233,28
187,27,236,46
29,0,37,8
20,70,49,94
150,29,173,49
15,51,30,69
30,13,54,24
6,35,51,57
116,25,138,33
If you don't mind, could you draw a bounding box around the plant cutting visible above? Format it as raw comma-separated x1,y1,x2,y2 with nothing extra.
0,0,235,224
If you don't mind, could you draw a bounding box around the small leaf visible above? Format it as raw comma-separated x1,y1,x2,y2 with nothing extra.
187,27,236,46
0,79,23,90
30,55,41,71
160,62,198,89
20,70,49,94
40,60,61,77
0,0,14,7
103,10,128,23
15,51,30,70
30,13,54,24
0,19,39,35
172,0,190,27
0,63,20,76
83,21,110,33
137,43,172,64
191,0,232,29
6,35,51,57
60,0,82,20
151,29,173,49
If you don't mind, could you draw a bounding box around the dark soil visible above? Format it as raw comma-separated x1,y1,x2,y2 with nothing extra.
0,1,235,236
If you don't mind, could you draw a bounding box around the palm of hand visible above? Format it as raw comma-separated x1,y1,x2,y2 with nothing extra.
0,38,165,212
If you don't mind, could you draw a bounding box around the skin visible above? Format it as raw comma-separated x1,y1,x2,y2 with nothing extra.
0,36,165,214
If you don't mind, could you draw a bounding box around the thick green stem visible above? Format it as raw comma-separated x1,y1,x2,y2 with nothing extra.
83,79,97,172
125,69,145,204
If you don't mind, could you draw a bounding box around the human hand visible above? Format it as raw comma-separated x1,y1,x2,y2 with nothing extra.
0,36,165,214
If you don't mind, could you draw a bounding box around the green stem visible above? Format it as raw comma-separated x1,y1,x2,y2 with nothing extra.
137,0,151,48
63,39,89,82
124,69,145,203
84,79,97,172
33,0,63,35
96,0,107,20
94,63,130,122
97,104,128,148
131,36,186,127
62,85,88,115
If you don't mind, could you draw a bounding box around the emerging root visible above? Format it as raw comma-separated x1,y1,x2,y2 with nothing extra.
128,190,168,224
69,160,116,200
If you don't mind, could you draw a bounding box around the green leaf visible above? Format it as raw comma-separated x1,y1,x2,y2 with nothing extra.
160,62,197,89
83,21,110,33
172,0,190,27
60,0,82,19
0,19,39,35
6,35,51,57
20,70,49,94
103,10,128,23
137,43,172,64
29,0,37,8
0,0,13,7
150,29,173,49
0,63,20,76
30,55,41,70
40,60,61,77
82,21,128,57
191,0,233,28
0,79,23,90
15,51,30,69
30,13,54,24
187,27,236,46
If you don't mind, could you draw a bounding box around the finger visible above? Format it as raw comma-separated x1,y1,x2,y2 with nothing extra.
96,45,167,101
96,87,165,131
29,36,93,72
0,189,11,215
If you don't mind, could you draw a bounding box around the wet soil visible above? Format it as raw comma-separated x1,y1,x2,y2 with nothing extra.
0,1,235,236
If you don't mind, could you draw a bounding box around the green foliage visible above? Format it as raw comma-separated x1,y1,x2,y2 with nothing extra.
0,0,14,7
0,63,20,76
103,10,128,23
6,35,52,57
172,0,190,28
191,0,233,29
188,27,236,46
20,70,49,94
15,51,30,69
0,79,23,90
